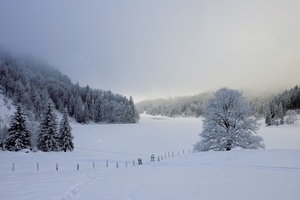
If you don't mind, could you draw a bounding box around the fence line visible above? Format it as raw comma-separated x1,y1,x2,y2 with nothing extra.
9,149,192,172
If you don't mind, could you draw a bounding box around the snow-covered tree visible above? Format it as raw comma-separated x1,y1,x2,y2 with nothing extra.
278,103,284,125
83,102,90,124
265,106,272,126
194,88,265,151
37,101,59,152
58,108,74,152
74,96,85,123
5,104,31,151
285,110,298,124
0,49,140,125
127,96,139,123
94,97,103,123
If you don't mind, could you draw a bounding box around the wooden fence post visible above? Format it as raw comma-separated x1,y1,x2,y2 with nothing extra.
56,163,58,171
77,164,79,170
37,162,39,171
116,162,118,168
106,160,108,168
12,163,15,172
93,162,95,169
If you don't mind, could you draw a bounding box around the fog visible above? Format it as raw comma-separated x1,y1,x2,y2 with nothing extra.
0,0,299,101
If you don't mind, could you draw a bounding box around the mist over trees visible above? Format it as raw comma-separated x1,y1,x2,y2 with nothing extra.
136,93,212,117
0,49,140,125
264,85,300,126
136,92,271,118
136,85,300,127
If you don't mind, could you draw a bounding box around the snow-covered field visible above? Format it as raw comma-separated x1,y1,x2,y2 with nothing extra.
1,114,300,200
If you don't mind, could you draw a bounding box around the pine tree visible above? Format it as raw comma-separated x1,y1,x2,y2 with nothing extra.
5,104,31,151
127,96,139,123
128,96,136,123
58,108,74,152
83,102,90,124
94,97,103,123
74,96,84,123
0,124,3,150
265,106,272,126
278,103,284,125
37,101,59,152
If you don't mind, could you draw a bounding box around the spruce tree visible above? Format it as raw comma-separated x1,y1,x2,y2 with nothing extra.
5,104,31,151
278,103,284,125
37,101,59,152
94,97,103,123
265,107,272,126
58,108,74,152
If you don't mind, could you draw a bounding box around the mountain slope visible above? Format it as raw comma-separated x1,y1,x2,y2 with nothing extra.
0,48,139,125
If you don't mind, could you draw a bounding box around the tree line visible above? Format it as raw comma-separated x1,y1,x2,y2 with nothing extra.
137,85,300,126
1,102,74,152
0,49,140,125
264,85,300,126
136,93,212,117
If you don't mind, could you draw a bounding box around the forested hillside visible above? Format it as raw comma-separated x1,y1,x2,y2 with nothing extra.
264,85,300,125
0,48,140,124
136,86,300,125
136,93,212,117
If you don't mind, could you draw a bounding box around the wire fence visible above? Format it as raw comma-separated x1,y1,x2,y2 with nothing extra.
7,149,194,173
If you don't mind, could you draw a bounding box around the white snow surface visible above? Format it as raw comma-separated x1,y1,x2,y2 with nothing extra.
1,114,300,200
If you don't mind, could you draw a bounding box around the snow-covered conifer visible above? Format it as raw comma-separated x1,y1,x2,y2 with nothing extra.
5,104,31,151
127,96,139,123
37,101,59,152
278,103,284,125
194,88,265,152
265,106,272,126
94,97,103,123
58,107,74,152
74,96,84,123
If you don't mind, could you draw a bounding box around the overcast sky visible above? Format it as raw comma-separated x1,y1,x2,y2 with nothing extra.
0,0,299,102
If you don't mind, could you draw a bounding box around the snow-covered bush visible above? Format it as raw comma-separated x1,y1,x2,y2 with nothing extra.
285,110,298,124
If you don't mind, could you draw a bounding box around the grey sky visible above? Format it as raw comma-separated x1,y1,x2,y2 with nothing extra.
0,0,299,102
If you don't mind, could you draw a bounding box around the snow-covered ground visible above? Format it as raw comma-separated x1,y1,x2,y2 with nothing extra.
1,114,300,200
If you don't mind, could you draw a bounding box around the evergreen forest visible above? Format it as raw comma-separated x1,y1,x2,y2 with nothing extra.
0,49,140,125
